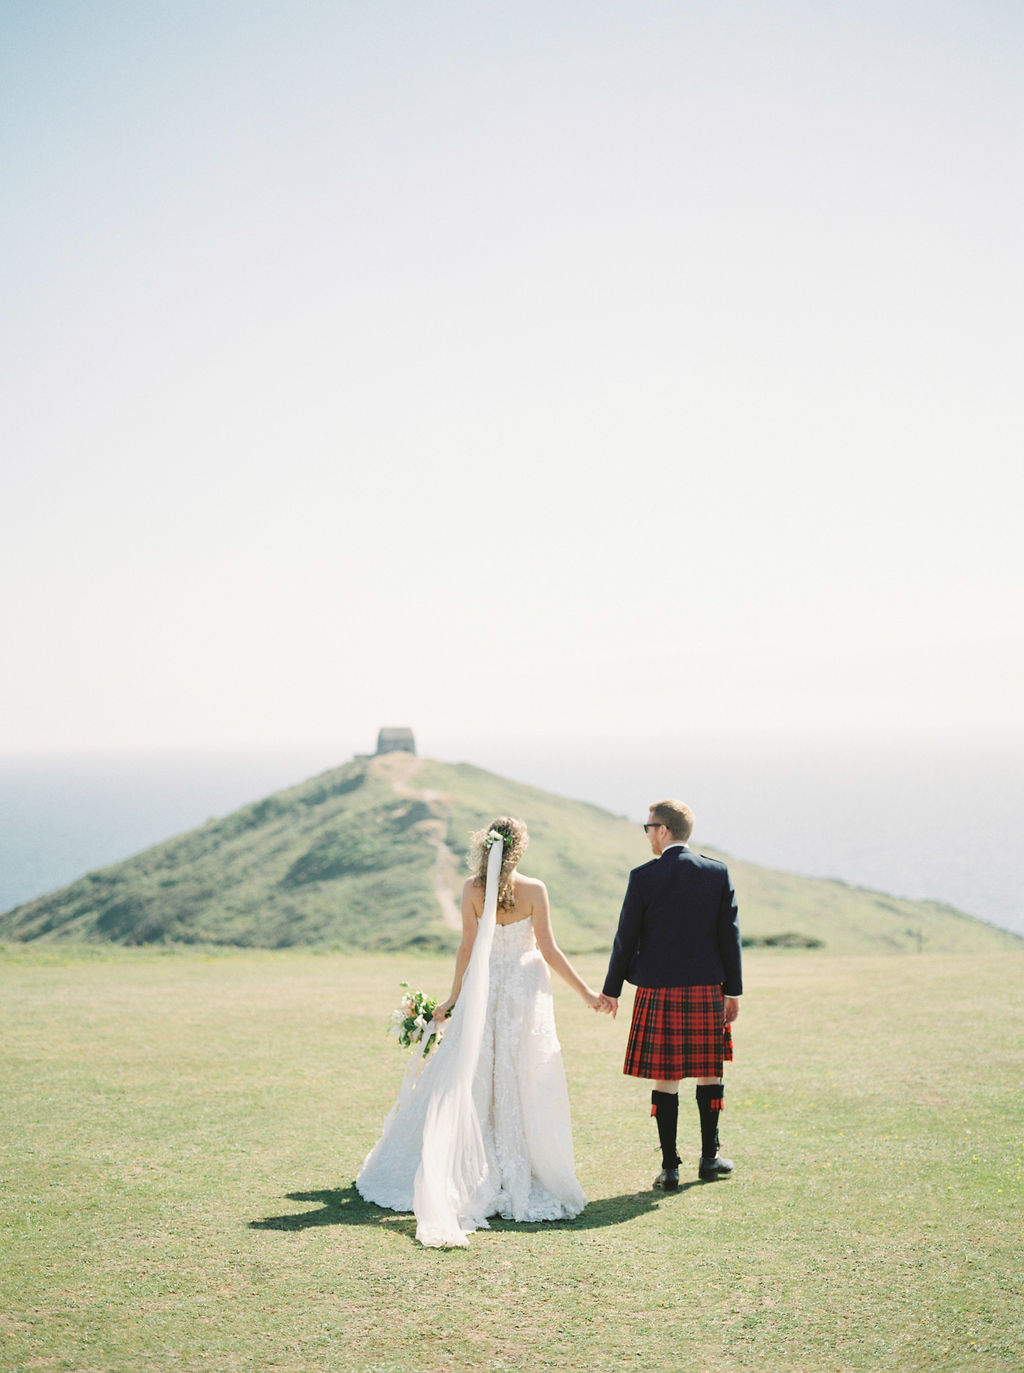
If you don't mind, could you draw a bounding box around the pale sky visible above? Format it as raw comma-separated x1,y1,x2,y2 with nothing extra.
3,0,1021,754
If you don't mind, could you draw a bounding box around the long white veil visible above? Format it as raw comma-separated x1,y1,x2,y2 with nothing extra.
413,836,503,1247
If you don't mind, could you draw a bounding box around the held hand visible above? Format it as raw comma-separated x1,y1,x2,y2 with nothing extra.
582,988,607,1013
600,994,619,1019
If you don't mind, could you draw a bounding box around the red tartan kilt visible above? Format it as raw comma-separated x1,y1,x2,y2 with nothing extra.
623,984,734,1081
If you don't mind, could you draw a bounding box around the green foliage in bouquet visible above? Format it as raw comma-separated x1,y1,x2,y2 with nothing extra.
390,981,443,1054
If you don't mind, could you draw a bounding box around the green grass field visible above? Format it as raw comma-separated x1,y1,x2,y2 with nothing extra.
2,945,1021,1372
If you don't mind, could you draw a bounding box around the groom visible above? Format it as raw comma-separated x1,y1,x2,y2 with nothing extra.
601,799,742,1189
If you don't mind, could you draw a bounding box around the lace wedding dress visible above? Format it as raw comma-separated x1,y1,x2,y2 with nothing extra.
356,891,586,1247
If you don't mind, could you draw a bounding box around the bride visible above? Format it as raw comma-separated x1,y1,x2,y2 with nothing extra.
355,815,608,1247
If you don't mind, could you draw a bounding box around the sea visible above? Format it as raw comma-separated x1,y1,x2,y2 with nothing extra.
1,733,1021,938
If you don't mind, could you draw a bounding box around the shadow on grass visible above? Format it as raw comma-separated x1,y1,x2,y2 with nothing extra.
487,1185,697,1233
249,1183,692,1235
249,1186,384,1231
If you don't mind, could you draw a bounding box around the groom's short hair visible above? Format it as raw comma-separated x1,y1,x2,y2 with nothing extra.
649,799,694,841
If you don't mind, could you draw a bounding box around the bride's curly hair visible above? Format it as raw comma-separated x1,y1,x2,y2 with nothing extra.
467,816,529,911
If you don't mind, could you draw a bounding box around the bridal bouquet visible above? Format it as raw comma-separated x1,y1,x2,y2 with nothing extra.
390,982,443,1054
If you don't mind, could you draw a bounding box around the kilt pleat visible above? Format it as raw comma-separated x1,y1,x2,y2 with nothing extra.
623,985,734,1081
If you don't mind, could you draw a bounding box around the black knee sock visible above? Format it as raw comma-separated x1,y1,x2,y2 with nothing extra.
695,1084,724,1159
651,1090,680,1169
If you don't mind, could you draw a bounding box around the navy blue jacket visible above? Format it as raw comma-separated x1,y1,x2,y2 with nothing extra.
602,845,742,998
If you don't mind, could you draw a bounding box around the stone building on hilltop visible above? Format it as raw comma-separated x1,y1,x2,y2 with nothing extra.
376,727,416,756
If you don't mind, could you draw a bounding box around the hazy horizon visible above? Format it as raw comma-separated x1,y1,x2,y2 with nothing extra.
2,728,1021,938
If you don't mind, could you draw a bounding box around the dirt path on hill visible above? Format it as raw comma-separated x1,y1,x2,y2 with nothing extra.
370,753,461,931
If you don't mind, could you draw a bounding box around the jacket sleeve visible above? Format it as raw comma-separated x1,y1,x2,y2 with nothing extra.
716,868,743,997
603,871,645,997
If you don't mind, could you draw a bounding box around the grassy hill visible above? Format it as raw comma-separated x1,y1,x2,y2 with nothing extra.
1,751,1019,955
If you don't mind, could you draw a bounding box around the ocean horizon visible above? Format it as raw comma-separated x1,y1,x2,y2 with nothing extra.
1,733,1021,939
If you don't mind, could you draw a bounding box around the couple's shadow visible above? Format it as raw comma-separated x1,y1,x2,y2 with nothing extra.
249,1182,699,1237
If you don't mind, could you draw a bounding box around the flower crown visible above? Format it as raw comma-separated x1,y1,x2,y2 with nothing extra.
485,828,515,849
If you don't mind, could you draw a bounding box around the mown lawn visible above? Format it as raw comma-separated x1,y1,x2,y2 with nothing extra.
1,946,1021,1372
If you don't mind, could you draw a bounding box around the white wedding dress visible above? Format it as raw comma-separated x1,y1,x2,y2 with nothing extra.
356,857,586,1247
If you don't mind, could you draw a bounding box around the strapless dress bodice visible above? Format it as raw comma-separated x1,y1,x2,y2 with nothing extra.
491,917,536,958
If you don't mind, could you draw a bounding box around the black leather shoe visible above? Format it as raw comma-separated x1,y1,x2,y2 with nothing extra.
653,1167,680,1191
698,1154,734,1180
